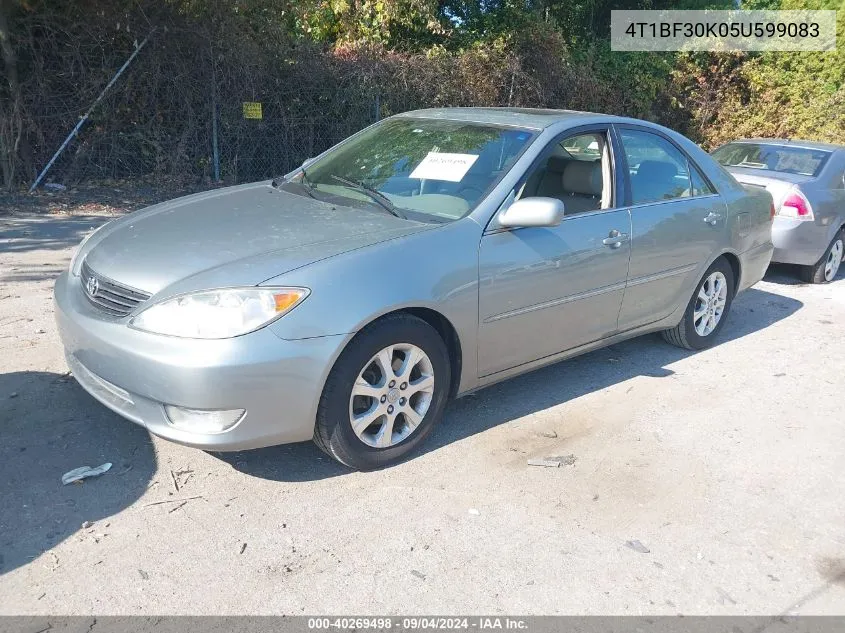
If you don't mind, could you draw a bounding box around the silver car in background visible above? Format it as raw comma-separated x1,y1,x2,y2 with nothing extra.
713,139,845,283
55,108,773,469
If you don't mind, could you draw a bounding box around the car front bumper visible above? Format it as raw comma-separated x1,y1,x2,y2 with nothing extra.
771,217,830,266
54,271,348,451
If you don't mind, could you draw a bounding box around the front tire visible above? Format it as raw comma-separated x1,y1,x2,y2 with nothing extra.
800,230,844,284
313,313,451,470
662,257,735,351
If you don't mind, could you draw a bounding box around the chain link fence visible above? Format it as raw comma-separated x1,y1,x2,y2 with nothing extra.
2,4,616,191
24,65,382,187
213,96,380,184
3,8,413,189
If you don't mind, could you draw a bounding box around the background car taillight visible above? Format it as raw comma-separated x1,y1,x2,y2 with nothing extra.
778,190,814,220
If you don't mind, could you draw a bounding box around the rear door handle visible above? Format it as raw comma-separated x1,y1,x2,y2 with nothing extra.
602,230,630,249
703,212,722,226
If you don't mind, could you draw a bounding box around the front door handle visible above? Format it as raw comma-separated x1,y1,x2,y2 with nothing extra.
602,229,630,249
703,211,722,226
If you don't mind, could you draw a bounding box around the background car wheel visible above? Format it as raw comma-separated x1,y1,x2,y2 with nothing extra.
662,257,735,351
313,313,451,470
800,230,844,284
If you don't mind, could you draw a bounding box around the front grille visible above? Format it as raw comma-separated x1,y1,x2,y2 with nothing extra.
80,260,151,317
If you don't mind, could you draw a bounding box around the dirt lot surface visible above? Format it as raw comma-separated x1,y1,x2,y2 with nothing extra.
1,204,844,615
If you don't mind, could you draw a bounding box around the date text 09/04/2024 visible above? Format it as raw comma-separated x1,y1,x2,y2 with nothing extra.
307,617,529,630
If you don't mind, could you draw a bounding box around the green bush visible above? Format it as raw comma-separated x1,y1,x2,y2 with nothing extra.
1,0,841,187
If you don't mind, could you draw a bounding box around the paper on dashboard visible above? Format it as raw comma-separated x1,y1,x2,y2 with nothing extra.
410,152,479,183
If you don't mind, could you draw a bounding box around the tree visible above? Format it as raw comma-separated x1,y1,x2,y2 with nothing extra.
0,0,22,188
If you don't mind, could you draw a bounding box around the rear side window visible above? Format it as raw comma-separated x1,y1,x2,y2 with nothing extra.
712,143,831,177
620,130,694,204
690,166,715,196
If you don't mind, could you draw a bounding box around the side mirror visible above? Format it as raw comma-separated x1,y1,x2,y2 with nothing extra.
497,197,565,229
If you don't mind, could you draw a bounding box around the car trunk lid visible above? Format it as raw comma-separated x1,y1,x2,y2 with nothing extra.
724,166,813,208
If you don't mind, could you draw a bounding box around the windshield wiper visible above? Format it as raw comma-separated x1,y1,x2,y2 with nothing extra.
299,169,319,199
329,174,406,219
272,169,318,200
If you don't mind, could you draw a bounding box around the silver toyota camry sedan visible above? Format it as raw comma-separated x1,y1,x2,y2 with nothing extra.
712,139,845,283
55,108,774,469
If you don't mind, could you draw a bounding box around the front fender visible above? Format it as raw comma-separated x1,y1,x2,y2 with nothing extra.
264,217,484,393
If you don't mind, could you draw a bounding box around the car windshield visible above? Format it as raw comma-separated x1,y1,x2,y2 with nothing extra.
712,142,830,177
281,118,535,222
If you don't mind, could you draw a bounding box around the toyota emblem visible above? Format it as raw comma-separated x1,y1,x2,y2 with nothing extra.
86,276,99,297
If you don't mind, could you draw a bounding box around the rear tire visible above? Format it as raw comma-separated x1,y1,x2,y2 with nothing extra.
313,313,451,470
662,257,735,351
800,230,844,284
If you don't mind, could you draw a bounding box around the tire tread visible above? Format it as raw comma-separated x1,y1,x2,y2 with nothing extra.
660,320,692,350
313,312,450,470
801,229,844,285
662,256,735,351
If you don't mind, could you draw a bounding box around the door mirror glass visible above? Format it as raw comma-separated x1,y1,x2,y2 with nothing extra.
498,197,565,228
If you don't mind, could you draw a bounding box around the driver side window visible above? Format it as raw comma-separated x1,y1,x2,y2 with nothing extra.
517,131,613,215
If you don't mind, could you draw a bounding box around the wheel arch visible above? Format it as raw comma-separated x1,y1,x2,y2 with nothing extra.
401,307,463,398
338,306,464,399
719,251,742,297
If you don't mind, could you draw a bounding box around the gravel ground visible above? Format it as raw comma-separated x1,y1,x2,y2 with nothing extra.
1,209,844,615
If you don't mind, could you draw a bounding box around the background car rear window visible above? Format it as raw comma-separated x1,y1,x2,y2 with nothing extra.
712,143,831,177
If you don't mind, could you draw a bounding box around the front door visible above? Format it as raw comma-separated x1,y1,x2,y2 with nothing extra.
478,211,632,376
477,128,632,377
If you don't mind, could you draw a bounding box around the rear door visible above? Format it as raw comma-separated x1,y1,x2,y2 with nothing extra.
614,125,727,331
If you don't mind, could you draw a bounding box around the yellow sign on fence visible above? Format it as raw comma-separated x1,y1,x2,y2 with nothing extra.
242,102,263,120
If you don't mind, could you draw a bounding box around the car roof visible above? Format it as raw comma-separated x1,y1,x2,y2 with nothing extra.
725,138,844,152
395,107,625,130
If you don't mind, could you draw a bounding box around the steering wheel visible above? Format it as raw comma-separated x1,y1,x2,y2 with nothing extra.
457,187,483,202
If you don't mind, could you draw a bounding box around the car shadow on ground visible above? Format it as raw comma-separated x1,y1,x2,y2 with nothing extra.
0,216,113,284
0,215,110,256
217,285,803,482
764,261,845,285
0,372,156,576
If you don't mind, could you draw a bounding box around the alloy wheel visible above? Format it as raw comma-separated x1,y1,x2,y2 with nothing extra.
694,271,728,337
825,239,843,282
348,343,435,448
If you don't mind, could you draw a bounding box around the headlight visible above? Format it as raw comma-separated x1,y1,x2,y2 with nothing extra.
69,221,112,275
130,287,309,339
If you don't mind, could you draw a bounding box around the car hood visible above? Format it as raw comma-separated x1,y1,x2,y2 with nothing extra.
84,182,431,296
